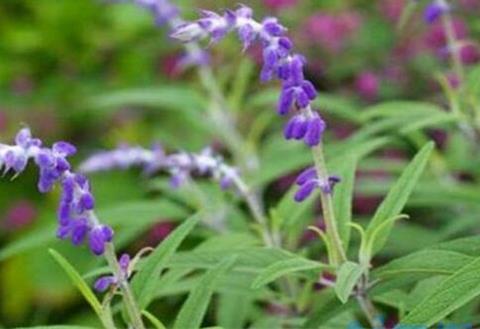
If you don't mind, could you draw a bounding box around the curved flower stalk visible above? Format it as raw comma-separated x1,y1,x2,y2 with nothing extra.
171,5,325,147
171,4,344,263
171,6,383,326
0,128,113,255
79,145,276,246
0,128,145,329
79,145,239,190
126,0,257,172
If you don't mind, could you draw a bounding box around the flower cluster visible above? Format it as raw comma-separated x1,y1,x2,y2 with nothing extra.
171,5,326,147
294,167,340,202
0,128,113,255
424,0,450,24
79,145,240,190
94,253,131,292
132,0,209,68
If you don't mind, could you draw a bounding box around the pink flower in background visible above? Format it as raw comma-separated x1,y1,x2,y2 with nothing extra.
459,43,480,64
159,53,183,78
355,71,379,101
446,72,460,89
459,0,480,10
263,0,298,11
378,0,406,23
147,221,176,245
3,200,38,231
303,11,362,53
424,19,468,50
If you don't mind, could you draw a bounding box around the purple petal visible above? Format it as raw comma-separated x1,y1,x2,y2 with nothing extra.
119,254,130,273
94,276,116,292
294,180,318,202
89,226,107,255
304,116,326,147
71,218,89,246
296,167,317,185
53,142,77,156
278,87,295,115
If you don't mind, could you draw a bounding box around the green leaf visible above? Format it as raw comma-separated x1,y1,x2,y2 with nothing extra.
86,85,204,113
366,142,434,255
16,325,94,329
360,101,443,121
251,257,326,289
48,249,103,318
334,261,364,304
333,158,357,250
141,310,167,329
373,250,474,280
402,256,480,326
173,256,237,329
131,212,201,309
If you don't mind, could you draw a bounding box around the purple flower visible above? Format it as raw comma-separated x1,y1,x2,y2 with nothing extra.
94,253,131,292
171,5,326,147
80,146,240,192
293,167,341,202
424,0,450,24
0,128,114,256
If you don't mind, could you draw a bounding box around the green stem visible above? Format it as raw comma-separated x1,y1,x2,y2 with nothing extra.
441,6,464,83
232,175,276,247
310,142,347,266
188,44,258,173
104,244,145,329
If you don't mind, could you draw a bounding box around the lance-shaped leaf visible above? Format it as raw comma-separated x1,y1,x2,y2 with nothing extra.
402,256,480,325
131,212,202,308
334,261,365,304
49,249,103,318
173,256,237,329
366,142,434,255
251,257,326,289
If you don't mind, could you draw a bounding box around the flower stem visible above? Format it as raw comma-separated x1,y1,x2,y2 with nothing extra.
310,142,347,266
104,244,145,329
232,175,276,247
441,5,464,83
183,42,258,173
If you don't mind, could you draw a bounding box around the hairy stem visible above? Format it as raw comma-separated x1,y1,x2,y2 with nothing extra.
441,8,464,83
310,142,347,266
104,244,145,329
232,175,276,247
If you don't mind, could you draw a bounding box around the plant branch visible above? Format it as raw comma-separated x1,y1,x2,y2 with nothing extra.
104,244,145,329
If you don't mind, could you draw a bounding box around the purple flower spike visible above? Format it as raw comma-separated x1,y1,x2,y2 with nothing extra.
80,145,240,193
424,0,450,24
171,5,327,147
1,128,115,256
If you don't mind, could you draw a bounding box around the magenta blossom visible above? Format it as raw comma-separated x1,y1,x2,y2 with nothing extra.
355,71,380,101
459,43,480,64
3,200,38,231
303,12,362,53
378,0,406,23
424,19,468,50
263,0,297,11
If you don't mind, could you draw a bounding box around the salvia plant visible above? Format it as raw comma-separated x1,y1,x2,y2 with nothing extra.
2,0,480,328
